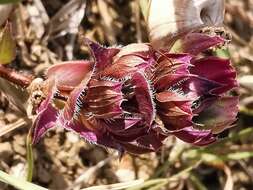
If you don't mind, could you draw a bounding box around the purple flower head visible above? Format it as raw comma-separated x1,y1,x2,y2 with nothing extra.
31,33,239,154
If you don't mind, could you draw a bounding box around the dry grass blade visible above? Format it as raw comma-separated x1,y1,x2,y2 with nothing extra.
239,75,253,91
223,164,233,190
46,0,86,38
97,1,117,44
66,154,117,190
128,160,202,190
80,179,144,190
0,118,28,137
134,0,142,43
0,170,48,190
33,0,50,24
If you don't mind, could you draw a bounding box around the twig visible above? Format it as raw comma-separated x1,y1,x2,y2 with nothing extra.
0,65,68,101
0,65,33,88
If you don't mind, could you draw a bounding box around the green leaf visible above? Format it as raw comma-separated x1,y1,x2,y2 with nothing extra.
0,170,48,190
170,39,183,53
206,127,253,149
214,48,230,59
224,152,253,161
0,22,16,64
201,153,224,165
0,0,20,4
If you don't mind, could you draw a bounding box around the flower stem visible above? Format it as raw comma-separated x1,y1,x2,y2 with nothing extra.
0,65,33,88
26,128,34,182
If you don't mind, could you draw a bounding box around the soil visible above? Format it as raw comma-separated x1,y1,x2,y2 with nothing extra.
0,0,253,190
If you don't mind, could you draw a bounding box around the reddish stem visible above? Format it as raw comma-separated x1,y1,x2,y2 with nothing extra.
0,65,69,101
0,65,33,88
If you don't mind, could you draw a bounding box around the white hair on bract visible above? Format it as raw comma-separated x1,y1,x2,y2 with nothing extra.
147,0,225,48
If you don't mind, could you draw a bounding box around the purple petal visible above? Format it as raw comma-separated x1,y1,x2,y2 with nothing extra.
194,96,239,134
62,78,124,125
46,60,93,91
152,54,191,91
182,75,222,99
192,95,217,114
154,74,188,92
190,57,238,94
59,117,123,151
32,80,58,144
103,117,149,142
182,33,225,55
151,52,192,83
111,126,147,142
101,55,154,79
61,84,87,122
105,117,141,131
155,74,221,99
61,66,94,121
114,43,154,61
131,72,155,125
156,52,192,67
156,91,193,130
119,132,165,154
85,79,124,118
85,38,120,71
172,127,216,146
32,104,58,144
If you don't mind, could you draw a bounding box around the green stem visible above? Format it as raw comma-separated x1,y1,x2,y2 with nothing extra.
127,161,201,190
205,127,253,150
26,129,34,182
0,170,47,190
189,173,208,190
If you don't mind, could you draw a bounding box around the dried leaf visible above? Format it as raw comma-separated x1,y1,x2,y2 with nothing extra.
147,0,225,48
0,22,16,64
139,0,150,21
0,118,27,137
0,4,13,26
0,78,29,112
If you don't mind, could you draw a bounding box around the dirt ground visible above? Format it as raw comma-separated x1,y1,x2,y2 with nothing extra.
0,0,253,190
